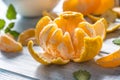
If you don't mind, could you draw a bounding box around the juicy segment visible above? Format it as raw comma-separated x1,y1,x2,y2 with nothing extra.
78,22,96,37
73,28,88,59
35,16,52,44
54,11,85,35
0,34,22,52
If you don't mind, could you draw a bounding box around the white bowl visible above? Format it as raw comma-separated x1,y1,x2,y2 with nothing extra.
3,0,60,17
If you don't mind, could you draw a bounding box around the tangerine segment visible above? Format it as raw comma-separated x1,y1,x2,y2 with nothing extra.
35,16,52,44
96,49,120,68
93,0,114,15
73,28,88,59
28,40,69,65
73,36,102,62
93,18,107,40
39,23,57,51
47,29,64,58
63,0,100,15
18,28,36,46
0,34,22,52
78,22,96,37
54,11,85,35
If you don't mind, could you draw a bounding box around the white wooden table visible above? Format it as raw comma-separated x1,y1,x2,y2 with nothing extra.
0,0,120,80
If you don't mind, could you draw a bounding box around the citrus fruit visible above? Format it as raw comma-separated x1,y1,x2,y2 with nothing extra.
28,11,105,65
63,0,100,15
63,0,114,15
93,0,114,15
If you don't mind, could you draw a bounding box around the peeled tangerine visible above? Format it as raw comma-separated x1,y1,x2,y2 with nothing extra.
0,34,22,52
27,11,106,65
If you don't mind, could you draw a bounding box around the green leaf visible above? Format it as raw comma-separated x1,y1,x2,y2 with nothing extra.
113,39,120,45
9,30,19,38
0,19,5,30
5,22,15,33
73,70,91,80
5,27,11,33
8,22,15,29
6,4,17,20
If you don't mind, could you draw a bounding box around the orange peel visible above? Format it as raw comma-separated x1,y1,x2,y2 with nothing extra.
96,49,120,68
18,28,37,46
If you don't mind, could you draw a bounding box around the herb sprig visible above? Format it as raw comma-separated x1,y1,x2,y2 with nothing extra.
0,4,19,38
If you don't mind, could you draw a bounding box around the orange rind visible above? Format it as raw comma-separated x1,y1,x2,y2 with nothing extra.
96,49,120,68
18,28,37,46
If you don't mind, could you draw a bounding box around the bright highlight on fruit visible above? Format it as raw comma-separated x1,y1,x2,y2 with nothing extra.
27,11,106,65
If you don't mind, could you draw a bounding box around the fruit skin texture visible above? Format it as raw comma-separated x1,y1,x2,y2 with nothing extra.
28,11,104,65
63,0,100,15
0,34,22,52
96,49,120,68
93,0,115,15
63,0,114,15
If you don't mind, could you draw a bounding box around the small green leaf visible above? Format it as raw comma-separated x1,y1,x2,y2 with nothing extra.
6,4,17,20
9,30,19,38
73,70,91,80
8,22,15,29
0,19,5,30
5,27,11,33
5,22,15,33
113,39,120,45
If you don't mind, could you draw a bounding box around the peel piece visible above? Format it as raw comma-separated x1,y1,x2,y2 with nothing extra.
96,49,120,68
18,28,37,46
27,40,69,65
107,23,120,33
73,36,102,62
